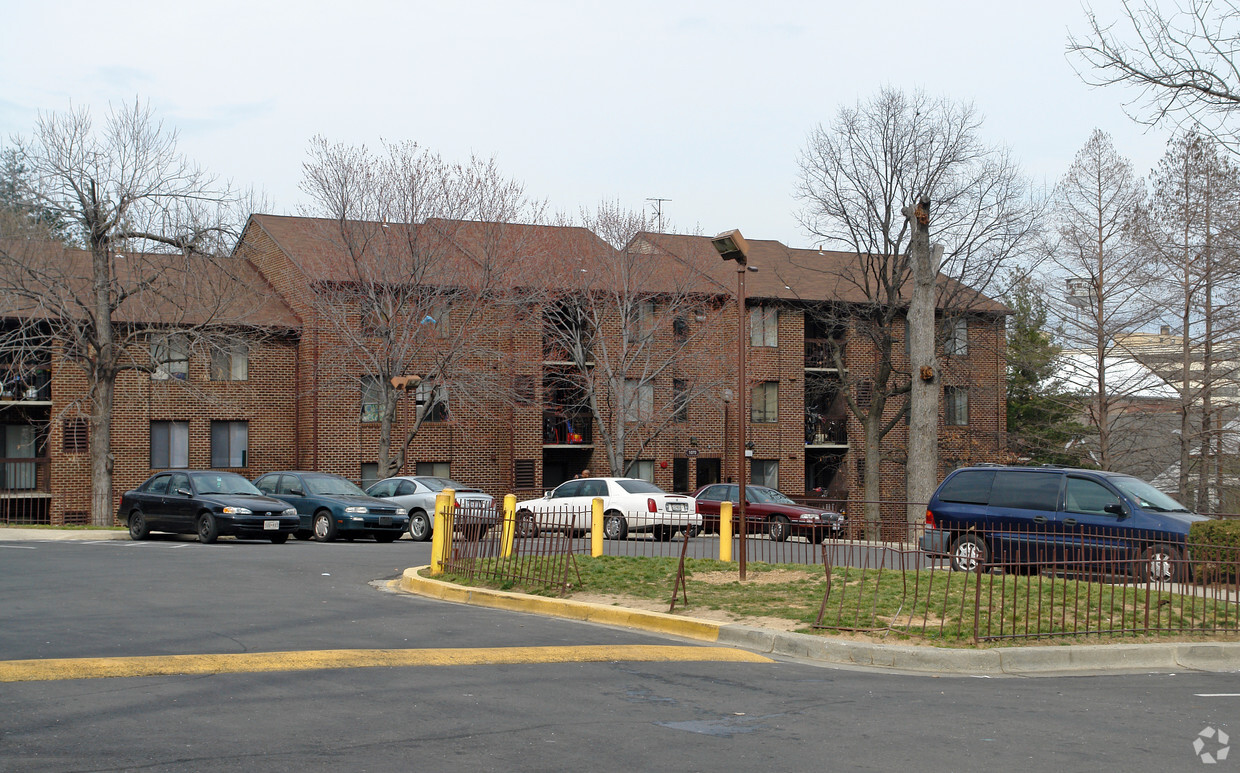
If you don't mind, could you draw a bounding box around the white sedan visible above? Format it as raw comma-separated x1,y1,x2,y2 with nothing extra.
515,477,699,541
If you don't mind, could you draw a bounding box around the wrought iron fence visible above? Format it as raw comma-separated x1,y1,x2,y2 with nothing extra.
0,457,51,524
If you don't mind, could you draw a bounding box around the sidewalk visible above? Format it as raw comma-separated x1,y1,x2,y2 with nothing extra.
0,527,129,541
399,566,1240,676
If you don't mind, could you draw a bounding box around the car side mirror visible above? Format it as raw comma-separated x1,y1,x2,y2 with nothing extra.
290,489,305,497
176,488,192,497
1104,503,1126,517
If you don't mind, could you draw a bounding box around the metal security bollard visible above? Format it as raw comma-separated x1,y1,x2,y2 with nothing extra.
501,493,516,558
430,492,450,575
720,501,733,563
591,497,604,557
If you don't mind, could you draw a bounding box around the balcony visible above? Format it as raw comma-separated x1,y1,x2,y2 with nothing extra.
804,339,840,370
805,414,848,446
0,369,51,404
543,410,593,446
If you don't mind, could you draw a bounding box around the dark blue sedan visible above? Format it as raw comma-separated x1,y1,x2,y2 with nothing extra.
254,471,409,542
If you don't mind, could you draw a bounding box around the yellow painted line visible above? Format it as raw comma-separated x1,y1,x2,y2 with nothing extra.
0,645,772,683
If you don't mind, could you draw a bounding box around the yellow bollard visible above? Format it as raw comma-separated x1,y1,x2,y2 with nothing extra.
443,488,456,554
719,501,733,563
430,492,449,575
501,494,516,558
591,497,604,557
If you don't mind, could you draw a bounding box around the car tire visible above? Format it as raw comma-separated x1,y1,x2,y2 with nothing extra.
128,510,149,541
769,515,791,542
374,532,398,543
269,533,289,544
685,524,702,538
603,512,628,540
313,510,337,542
196,512,219,544
1139,543,1182,583
516,510,538,538
948,533,989,572
408,510,432,541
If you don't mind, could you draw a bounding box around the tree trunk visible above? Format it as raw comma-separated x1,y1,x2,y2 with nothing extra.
89,373,114,526
862,410,883,538
905,196,940,526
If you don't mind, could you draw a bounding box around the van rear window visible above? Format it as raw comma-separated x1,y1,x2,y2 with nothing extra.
937,470,994,504
989,471,1061,511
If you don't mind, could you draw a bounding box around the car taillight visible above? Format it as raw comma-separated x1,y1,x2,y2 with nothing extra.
925,509,936,528
648,498,657,513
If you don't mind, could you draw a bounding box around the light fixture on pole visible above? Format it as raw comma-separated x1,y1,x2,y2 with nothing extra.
711,229,751,580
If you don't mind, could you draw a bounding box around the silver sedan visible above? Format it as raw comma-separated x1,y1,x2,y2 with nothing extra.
365,476,495,541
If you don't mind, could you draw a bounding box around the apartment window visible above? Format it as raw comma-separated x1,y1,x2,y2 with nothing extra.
417,382,449,422
360,463,379,490
673,314,688,343
209,342,249,381
751,381,778,423
210,421,248,467
150,334,189,380
63,418,88,453
672,378,689,422
361,376,383,423
419,301,451,338
626,459,655,482
750,305,778,347
623,379,654,422
150,421,189,468
416,462,450,477
751,459,779,489
945,386,969,426
626,299,657,344
945,318,968,356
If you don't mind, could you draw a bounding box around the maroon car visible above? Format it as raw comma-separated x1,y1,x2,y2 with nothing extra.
693,483,846,542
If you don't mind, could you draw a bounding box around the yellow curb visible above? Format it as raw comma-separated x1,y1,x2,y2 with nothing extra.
0,644,771,683
399,567,723,643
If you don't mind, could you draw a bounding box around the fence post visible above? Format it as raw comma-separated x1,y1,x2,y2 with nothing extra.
720,501,733,562
592,497,604,557
501,494,516,558
430,492,450,575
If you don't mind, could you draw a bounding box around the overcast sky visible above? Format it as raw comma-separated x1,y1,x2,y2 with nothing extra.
0,0,1176,247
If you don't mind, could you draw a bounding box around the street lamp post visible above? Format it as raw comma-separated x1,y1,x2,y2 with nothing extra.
711,229,750,580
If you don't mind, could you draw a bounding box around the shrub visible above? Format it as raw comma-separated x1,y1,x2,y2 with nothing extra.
1189,520,1240,583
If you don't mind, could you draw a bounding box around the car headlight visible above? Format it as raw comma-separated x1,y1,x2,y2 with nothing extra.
396,508,407,515
344,506,369,513
282,508,297,517
222,506,252,514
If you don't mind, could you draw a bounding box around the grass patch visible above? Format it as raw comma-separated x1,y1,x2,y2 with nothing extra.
438,555,1240,646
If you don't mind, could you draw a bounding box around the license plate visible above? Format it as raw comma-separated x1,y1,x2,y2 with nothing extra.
379,516,392,526
668,502,688,512
263,520,279,530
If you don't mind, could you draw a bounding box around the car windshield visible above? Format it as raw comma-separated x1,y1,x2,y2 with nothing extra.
1110,475,1193,513
189,472,262,496
419,477,472,492
749,487,796,505
617,479,665,495
303,474,366,496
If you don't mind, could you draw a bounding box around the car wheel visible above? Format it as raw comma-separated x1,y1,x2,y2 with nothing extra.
196,512,219,544
1139,543,1182,583
948,533,989,572
313,510,337,542
685,524,702,538
769,515,791,542
374,532,398,543
408,510,432,541
603,512,628,540
515,510,539,538
269,533,289,544
128,510,149,541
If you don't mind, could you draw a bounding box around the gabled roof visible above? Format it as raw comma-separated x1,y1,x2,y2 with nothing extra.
0,238,298,329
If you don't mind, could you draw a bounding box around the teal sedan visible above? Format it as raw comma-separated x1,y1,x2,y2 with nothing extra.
254,471,409,542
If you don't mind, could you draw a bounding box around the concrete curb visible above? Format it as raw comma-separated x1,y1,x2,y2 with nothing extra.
400,566,1240,675
0,527,129,541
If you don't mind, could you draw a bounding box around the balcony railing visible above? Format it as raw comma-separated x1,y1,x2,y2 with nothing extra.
0,370,51,402
805,415,848,445
543,410,593,445
804,339,840,370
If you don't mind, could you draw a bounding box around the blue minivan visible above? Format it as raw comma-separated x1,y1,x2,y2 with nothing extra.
920,466,1210,582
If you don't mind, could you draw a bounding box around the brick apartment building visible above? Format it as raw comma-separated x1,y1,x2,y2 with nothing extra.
2,215,1008,524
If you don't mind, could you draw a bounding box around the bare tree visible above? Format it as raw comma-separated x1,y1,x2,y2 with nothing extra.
1069,1,1240,148
539,202,730,478
1145,131,1240,507
0,101,256,524
795,86,1039,531
298,137,545,478
1047,130,1162,472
